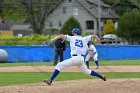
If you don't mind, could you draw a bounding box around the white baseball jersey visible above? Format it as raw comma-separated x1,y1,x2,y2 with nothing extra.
85,44,98,61
66,35,92,56
55,35,93,75
87,45,97,55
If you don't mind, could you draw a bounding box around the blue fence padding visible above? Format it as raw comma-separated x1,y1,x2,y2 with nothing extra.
0,46,53,62
0,45,140,62
0,46,71,62
96,45,140,60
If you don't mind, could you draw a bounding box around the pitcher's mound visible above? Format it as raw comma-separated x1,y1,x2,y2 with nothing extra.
0,79,139,93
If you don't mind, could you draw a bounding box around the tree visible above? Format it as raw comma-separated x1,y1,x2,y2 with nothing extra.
117,11,140,44
60,16,82,35
0,0,4,15
102,0,140,16
103,19,116,35
1,0,59,34
102,0,118,5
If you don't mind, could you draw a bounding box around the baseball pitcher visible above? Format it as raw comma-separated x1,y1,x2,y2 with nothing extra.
44,28,106,86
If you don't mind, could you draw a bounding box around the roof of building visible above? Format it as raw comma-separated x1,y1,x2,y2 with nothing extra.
49,0,119,19
76,0,119,19
11,24,32,31
112,0,140,8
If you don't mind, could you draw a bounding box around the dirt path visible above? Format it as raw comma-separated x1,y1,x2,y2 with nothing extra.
0,66,140,72
0,79,139,93
0,66,140,93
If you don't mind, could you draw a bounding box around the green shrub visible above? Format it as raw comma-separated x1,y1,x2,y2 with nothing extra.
0,35,57,46
60,16,82,35
103,19,117,35
0,33,98,46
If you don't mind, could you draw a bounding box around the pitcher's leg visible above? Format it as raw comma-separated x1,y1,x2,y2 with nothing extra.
79,63,106,81
44,57,76,85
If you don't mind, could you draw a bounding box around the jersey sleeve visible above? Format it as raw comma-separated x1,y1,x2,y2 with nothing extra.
65,35,71,42
83,35,93,43
91,45,97,53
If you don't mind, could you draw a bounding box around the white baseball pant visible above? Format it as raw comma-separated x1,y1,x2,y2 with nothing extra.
55,55,91,75
85,53,98,61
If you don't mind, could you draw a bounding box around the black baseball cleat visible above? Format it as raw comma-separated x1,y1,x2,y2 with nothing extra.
44,80,52,86
101,76,107,81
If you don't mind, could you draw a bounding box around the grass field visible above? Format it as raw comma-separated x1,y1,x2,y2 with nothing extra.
0,59,140,86
0,59,140,67
0,72,140,86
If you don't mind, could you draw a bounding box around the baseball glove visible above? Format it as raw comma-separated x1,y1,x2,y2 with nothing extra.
49,41,55,48
89,53,94,58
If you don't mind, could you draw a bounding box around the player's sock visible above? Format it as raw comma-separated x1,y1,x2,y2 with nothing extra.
50,69,60,81
90,71,103,79
86,61,89,68
95,61,99,67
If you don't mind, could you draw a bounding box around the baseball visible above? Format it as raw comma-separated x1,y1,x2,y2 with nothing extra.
0,49,8,62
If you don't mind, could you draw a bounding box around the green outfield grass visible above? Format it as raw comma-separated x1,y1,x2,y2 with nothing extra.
0,59,140,67
0,72,140,86
0,59,140,86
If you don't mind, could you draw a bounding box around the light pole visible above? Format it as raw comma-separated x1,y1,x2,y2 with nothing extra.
98,0,102,38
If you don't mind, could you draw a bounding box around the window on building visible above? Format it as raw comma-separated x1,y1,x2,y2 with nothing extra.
69,0,72,3
49,22,52,27
63,6,67,14
101,6,109,14
59,21,62,27
86,20,94,30
73,7,78,15
68,0,72,2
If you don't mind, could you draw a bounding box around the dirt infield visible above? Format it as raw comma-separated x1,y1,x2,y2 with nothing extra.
0,79,139,93
0,66,140,72
0,66,140,93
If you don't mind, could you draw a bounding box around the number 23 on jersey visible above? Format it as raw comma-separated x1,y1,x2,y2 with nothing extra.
75,39,83,48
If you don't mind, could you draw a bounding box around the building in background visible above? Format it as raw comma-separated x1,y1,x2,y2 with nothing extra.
45,0,119,34
10,23,33,36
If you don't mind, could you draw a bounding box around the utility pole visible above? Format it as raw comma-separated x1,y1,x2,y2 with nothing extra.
98,0,101,38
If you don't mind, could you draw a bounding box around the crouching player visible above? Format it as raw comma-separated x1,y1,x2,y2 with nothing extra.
85,41,99,69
